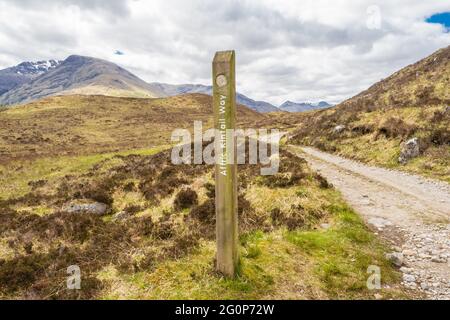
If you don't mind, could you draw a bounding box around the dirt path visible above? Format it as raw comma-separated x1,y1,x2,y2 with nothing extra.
289,145,450,300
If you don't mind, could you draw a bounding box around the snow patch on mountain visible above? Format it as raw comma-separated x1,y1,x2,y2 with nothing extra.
0,60,62,96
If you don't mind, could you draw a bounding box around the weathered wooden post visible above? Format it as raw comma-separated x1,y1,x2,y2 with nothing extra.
213,50,239,277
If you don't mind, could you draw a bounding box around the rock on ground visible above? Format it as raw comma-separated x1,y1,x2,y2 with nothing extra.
333,125,346,134
399,137,420,164
386,252,404,267
62,201,109,215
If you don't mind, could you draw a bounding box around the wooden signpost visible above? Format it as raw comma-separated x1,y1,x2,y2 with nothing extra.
213,50,239,277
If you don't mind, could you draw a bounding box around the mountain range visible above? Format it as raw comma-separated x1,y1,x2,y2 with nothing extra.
0,55,165,105
0,56,330,113
149,82,281,112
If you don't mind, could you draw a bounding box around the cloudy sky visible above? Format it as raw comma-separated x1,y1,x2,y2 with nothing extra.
0,0,449,105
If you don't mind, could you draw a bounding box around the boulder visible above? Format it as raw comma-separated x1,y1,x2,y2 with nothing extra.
398,137,419,164
402,274,416,283
62,201,108,216
386,252,404,267
333,125,346,134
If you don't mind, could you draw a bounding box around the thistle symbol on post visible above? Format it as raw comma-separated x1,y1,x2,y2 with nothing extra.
216,74,228,87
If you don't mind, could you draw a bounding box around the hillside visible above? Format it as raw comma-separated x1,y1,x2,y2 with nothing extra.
0,58,280,113
0,88,413,300
291,45,450,182
0,93,264,163
0,55,164,105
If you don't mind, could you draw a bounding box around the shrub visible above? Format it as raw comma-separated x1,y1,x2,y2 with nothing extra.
315,173,332,189
351,124,374,136
173,188,198,210
189,199,215,223
428,128,450,146
123,204,143,214
375,117,417,139
204,182,215,199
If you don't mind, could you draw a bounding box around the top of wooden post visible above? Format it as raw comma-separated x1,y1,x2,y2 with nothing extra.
213,50,235,63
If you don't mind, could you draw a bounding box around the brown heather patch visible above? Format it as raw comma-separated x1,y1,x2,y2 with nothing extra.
0,144,332,299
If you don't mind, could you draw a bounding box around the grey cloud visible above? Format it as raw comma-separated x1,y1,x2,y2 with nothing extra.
0,0,449,105
1,0,129,15
189,1,388,50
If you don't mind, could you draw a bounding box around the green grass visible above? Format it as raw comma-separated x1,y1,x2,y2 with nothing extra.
0,145,169,200
284,197,404,299
98,234,312,300
96,189,408,300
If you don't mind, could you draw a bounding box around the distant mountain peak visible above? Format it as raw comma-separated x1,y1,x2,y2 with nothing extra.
64,55,98,64
0,59,62,96
0,55,162,105
316,101,331,108
15,60,62,74
279,100,332,112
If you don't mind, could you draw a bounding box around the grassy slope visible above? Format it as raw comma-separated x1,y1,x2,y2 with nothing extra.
0,145,411,300
0,93,264,163
60,84,160,99
290,46,450,182
0,145,169,202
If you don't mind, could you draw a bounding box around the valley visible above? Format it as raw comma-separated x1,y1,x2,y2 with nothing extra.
0,45,448,300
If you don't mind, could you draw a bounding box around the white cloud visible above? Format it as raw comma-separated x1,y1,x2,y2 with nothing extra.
0,0,448,105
